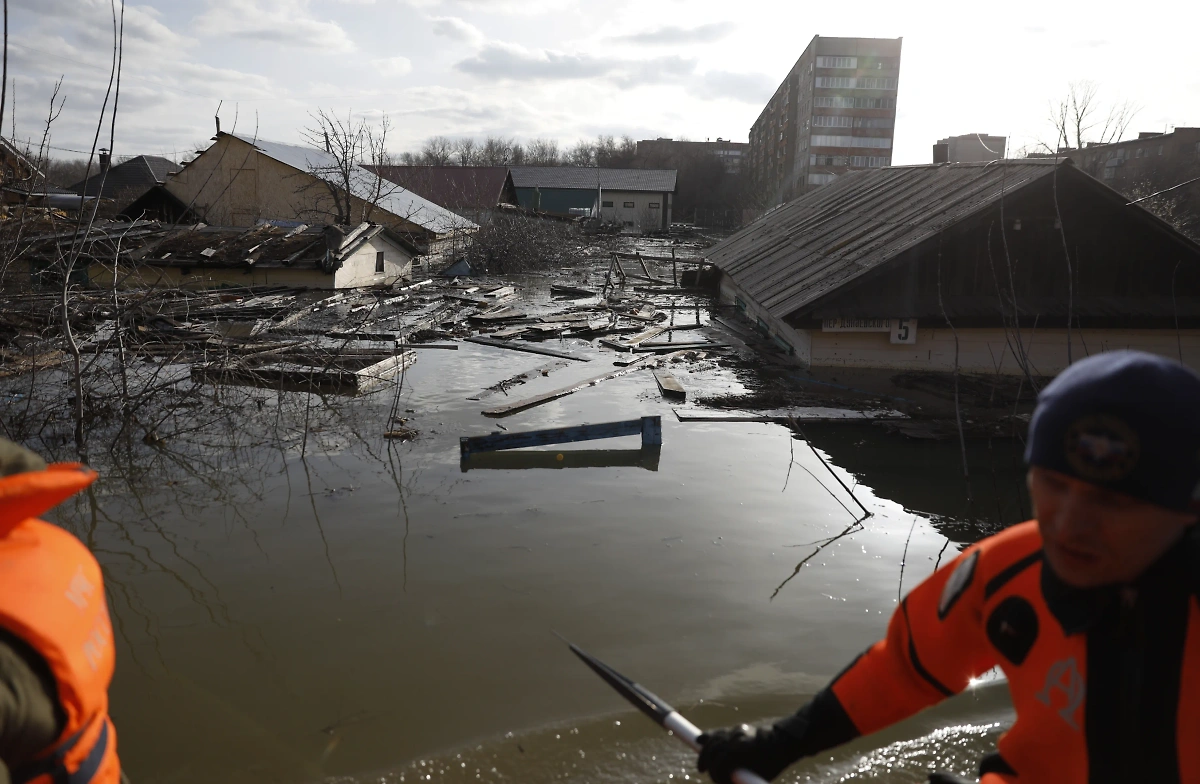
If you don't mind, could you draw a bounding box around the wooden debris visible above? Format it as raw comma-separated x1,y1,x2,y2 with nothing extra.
551,284,597,299
634,341,729,352
482,361,651,417
464,335,588,361
653,370,686,401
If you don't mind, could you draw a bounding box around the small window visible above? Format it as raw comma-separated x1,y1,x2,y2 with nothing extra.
755,317,770,335
735,296,746,313
375,251,385,273
602,200,613,207
623,201,635,208
648,202,660,209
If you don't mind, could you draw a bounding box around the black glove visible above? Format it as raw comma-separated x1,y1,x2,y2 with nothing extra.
696,724,797,784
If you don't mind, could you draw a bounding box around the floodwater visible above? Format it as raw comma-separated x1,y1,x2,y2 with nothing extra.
41,339,1029,784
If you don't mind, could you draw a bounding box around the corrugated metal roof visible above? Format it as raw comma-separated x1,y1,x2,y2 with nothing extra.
365,165,513,212
707,161,1074,319
229,134,475,235
510,166,677,192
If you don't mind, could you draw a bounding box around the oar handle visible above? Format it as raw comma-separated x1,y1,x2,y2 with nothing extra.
662,711,771,784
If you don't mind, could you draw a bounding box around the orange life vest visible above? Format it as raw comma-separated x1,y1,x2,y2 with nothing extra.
828,520,1200,783
0,463,121,784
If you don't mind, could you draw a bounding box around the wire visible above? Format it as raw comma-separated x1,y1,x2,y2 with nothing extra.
1125,175,1200,206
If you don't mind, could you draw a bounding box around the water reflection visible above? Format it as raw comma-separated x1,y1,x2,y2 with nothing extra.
11,343,1033,784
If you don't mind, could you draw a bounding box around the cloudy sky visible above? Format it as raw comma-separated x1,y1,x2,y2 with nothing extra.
8,0,1200,165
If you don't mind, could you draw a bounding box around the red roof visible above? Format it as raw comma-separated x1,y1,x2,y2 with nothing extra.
364,166,516,213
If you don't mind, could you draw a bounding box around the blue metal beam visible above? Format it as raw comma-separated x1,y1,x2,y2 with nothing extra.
460,416,662,456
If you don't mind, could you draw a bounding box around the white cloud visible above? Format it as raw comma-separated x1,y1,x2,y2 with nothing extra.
193,0,356,53
610,23,732,45
371,56,414,78
429,15,485,46
455,42,697,89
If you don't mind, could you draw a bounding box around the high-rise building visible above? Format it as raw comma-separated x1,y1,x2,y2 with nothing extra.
933,134,1007,163
748,36,902,206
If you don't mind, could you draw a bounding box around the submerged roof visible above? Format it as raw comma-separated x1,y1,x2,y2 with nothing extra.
135,222,414,270
224,134,475,235
365,166,514,213
708,160,1104,319
510,166,677,192
72,155,181,198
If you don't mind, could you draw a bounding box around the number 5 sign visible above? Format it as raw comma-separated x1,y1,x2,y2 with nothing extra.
890,319,917,345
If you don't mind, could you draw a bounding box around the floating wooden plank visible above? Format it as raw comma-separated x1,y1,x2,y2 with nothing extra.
469,306,526,321
464,335,588,361
469,359,572,401
599,324,669,352
487,325,531,339
461,447,660,472
461,416,661,456
550,284,597,298
443,292,489,306
612,353,660,368
671,407,906,423
653,370,686,401
484,286,516,298
634,341,730,352
481,362,649,417
538,312,593,323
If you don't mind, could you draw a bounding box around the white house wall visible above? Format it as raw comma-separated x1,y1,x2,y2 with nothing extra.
598,190,672,231
809,328,1200,375
333,236,414,289
719,271,1200,374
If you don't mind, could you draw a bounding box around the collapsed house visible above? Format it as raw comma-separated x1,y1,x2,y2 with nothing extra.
707,160,1200,374
19,221,415,290
162,132,475,260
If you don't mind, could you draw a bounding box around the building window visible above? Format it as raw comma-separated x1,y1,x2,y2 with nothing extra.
811,154,847,166
602,200,613,207
755,317,770,335
813,96,896,110
648,202,660,209
375,251,385,273
811,135,893,149
853,117,895,129
813,115,853,128
850,155,891,167
857,77,897,90
814,76,896,90
623,201,635,208
816,56,857,69
1103,168,1115,180
735,296,746,313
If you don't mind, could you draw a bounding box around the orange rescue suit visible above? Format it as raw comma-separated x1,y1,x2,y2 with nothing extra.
823,520,1200,783
0,463,120,784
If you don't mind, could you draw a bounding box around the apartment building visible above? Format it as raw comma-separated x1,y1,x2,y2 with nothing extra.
748,35,902,206
933,134,1007,163
635,138,749,174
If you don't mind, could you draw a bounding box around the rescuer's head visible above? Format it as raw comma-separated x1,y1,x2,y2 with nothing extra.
1025,350,1200,588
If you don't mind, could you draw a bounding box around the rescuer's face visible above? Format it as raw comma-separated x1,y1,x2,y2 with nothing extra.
1029,467,1198,588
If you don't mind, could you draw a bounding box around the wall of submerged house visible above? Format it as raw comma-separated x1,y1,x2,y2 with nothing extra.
719,170,1200,374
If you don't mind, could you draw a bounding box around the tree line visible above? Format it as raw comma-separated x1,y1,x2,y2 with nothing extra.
402,134,639,168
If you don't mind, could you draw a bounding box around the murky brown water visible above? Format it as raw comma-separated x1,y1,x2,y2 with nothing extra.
42,341,1027,784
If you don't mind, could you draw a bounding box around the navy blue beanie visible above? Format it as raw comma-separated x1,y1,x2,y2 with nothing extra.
1025,350,1200,511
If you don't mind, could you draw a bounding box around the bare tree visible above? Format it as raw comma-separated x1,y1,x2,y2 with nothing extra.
1044,81,1139,153
300,109,396,224
568,140,596,167
480,135,517,166
526,138,560,166
453,137,477,166
421,135,453,165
